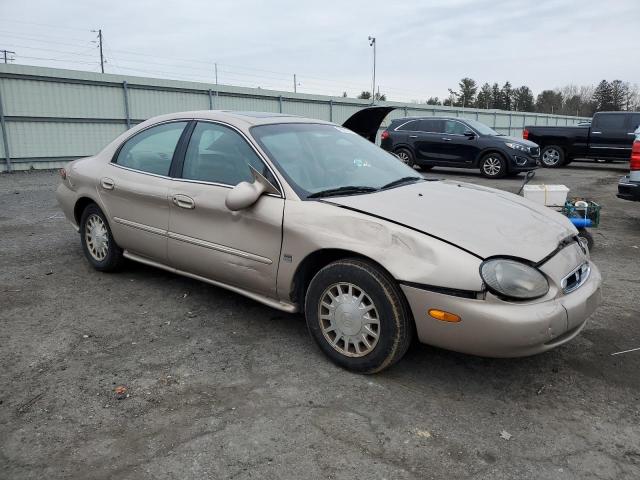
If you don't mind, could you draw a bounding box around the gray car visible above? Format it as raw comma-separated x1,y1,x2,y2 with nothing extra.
56,110,602,373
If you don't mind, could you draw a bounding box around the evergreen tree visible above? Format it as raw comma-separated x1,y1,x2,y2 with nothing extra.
501,81,513,110
535,90,563,114
592,80,613,111
610,80,627,111
426,97,442,105
491,83,503,110
476,83,492,109
513,86,534,112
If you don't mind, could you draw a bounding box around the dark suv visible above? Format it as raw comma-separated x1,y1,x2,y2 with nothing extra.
380,117,539,178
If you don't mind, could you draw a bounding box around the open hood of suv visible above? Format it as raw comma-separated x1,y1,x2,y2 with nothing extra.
342,106,396,142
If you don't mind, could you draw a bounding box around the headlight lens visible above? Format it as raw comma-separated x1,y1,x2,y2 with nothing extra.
505,142,530,153
480,259,549,300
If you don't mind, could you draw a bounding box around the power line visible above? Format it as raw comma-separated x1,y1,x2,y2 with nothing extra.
1,49,15,63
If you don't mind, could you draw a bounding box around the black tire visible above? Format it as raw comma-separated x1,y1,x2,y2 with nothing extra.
479,152,507,178
304,259,413,374
80,203,125,272
540,145,565,168
577,228,594,251
394,148,415,167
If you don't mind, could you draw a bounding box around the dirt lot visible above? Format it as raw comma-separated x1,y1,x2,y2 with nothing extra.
1,162,639,480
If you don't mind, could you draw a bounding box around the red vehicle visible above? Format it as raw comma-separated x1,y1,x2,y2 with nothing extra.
617,127,640,201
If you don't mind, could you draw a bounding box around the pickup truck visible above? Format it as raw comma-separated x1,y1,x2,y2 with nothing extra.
523,111,640,167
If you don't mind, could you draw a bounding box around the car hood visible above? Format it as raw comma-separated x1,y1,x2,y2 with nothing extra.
324,180,576,262
496,135,538,148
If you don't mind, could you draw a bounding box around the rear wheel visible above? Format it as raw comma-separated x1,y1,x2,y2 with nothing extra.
80,204,125,272
540,145,565,168
304,259,412,374
479,153,507,178
394,148,415,167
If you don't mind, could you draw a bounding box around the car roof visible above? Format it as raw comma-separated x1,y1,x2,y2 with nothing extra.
138,110,335,128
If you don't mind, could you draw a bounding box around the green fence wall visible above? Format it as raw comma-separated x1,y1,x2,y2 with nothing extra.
0,64,589,172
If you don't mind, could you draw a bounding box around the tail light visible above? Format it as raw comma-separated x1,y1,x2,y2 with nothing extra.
381,130,390,141
631,140,640,171
522,128,529,140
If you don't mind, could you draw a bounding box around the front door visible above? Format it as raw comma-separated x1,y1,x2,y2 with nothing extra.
167,121,284,297
99,121,189,262
590,113,632,159
432,119,479,165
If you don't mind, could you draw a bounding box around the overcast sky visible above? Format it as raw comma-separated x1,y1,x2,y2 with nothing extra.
0,0,637,102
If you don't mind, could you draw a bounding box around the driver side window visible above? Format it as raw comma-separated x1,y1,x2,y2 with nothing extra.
181,122,276,187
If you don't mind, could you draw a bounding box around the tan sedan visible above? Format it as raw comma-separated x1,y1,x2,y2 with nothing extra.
56,110,602,373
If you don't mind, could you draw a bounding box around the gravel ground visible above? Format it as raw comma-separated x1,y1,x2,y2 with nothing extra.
1,161,639,480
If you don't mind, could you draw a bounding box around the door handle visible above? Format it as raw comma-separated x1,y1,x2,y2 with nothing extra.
172,194,195,209
441,137,452,141
100,178,115,190
591,131,602,134
628,132,637,135
409,135,418,138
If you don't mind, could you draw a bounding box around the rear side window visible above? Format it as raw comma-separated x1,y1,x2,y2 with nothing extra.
629,113,640,132
419,119,443,133
115,122,187,175
181,122,276,187
593,114,625,131
396,120,421,131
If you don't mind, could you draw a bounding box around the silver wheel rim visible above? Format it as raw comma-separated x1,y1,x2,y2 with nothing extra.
318,282,380,358
542,148,560,166
482,156,502,176
395,151,410,164
85,213,109,261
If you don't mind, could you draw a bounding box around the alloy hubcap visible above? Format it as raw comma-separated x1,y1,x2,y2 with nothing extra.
318,282,380,357
85,214,109,261
396,152,410,164
542,149,560,166
483,156,502,176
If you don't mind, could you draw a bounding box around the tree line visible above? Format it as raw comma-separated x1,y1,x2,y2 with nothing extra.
428,78,639,116
353,79,639,116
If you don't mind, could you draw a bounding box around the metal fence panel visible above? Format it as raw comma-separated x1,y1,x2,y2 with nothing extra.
0,64,589,172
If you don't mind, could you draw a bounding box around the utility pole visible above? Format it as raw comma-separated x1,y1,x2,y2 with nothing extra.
91,29,104,73
293,74,297,93
368,36,376,105
215,63,218,84
1,50,15,64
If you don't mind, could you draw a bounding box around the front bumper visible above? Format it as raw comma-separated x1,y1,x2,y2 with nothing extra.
401,261,602,357
509,153,538,171
617,175,640,201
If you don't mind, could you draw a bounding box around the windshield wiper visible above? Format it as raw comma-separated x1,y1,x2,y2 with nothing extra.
307,186,378,198
381,176,423,190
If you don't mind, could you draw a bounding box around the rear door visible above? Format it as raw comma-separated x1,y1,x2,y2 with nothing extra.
412,119,444,163
99,121,189,262
589,113,632,159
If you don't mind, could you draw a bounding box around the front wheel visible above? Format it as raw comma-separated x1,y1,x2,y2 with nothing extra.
80,203,125,272
540,146,565,168
304,259,413,374
479,153,507,178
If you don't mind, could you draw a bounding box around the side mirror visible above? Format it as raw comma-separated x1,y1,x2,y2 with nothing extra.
225,166,280,211
464,130,476,138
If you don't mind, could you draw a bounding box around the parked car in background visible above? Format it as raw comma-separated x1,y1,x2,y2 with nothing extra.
56,110,601,373
524,111,640,167
380,117,539,178
617,127,640,201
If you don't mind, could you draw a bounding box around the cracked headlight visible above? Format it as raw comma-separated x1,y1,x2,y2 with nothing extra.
480,258,549,300
505,142,530,154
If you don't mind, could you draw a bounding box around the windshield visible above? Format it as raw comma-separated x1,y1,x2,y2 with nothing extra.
463,118,499,136
251,123,422,198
